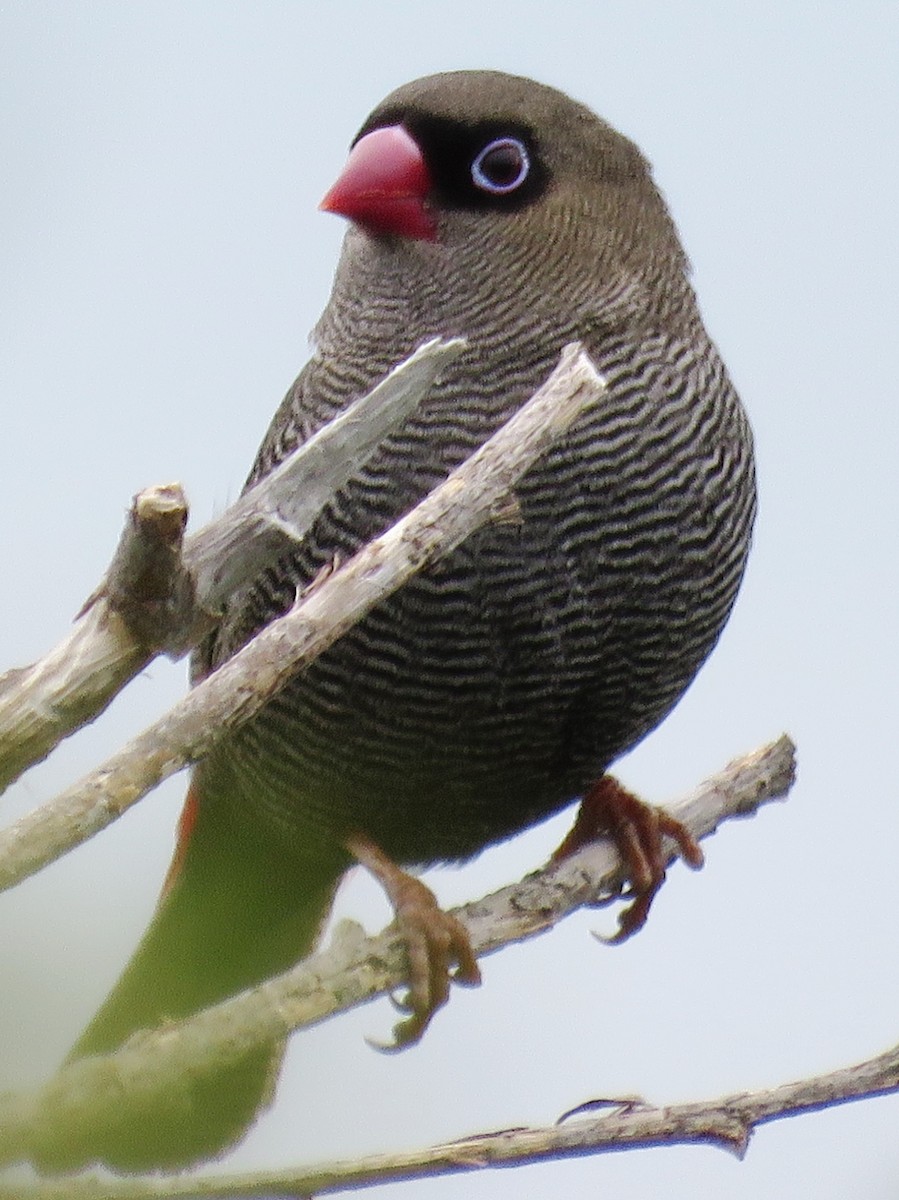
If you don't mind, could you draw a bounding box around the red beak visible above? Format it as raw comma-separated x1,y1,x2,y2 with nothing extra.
320,124,436,241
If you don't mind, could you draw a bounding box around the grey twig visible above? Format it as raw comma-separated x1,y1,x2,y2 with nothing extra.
0,736,796,1173
0,344,606,893
0,337,466,794
14,1030,893,1200
0,735,834,1200
7,1026,895,1200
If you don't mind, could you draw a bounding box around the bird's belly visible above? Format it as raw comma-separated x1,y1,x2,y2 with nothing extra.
209,454,740,865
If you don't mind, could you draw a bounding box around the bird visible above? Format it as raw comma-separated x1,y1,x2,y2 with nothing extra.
37,69,756,1172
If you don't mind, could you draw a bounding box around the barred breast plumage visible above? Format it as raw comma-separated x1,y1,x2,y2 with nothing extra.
201,76,755,867
46,70,756,1172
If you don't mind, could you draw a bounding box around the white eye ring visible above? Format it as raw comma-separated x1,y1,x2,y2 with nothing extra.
471,137,530,194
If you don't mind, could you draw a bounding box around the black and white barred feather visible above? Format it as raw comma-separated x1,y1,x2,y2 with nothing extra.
48,71,756,1173
196,72,755,869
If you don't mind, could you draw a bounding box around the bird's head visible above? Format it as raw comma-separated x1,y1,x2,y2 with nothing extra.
320,70,688,301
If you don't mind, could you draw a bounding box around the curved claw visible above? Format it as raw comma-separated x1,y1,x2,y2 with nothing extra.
365,1028,418,1055
345,832,482,1051
386,988,417,1015
382,893,481,1049
552,775,704,942
592,885,658,945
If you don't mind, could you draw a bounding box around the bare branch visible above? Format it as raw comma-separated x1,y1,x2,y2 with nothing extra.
0,736,795,1172
0,337,466,794
0,345,606,892
0,601,151,799
8,1034,889,1200
91,483,196,646
182,336,467,615
0,342,817,1199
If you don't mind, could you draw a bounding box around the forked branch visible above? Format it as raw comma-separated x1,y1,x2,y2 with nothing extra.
0,344,605,892
0,737,795,1179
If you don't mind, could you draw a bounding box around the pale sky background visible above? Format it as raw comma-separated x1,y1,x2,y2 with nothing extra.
2,4,898,1197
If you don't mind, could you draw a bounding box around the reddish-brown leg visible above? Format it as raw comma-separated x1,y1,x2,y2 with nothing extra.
551,776,704,942
345,832,482,1048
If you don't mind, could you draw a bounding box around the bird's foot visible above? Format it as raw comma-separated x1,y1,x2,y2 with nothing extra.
345,832,481,1049
551,775,703,942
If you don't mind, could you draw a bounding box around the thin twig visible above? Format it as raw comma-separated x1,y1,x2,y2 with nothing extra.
9,746,892,1200
182,337,468,616
0,345,606,893
18,1035,891,1199
0,736,795,1170
0,338,466,795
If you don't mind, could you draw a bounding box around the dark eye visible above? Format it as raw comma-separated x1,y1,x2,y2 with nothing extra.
470,137,530,194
